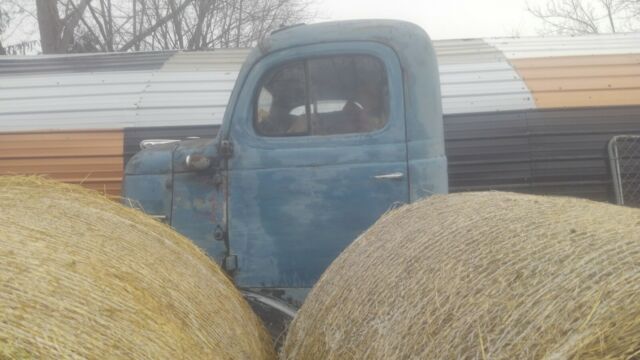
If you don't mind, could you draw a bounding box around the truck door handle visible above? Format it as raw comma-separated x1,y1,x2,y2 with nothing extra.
373,172,404,180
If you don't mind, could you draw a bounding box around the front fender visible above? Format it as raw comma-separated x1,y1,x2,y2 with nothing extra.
122,144,177,221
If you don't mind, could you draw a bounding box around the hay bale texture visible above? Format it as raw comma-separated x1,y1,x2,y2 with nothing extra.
0,176,275,359
282,192,640,360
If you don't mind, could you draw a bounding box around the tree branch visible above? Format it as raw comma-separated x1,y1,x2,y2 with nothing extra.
119,0,195,51
60,0,93,50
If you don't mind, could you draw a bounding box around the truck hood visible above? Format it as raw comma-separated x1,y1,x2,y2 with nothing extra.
124,138,219,176
125,142,177,175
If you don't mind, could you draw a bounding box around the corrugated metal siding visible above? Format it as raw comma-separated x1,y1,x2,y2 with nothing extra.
1,34,639,202
134,71,237,127
0,43,538,131
0,51,244,131
435,39,536,114
434,39,504,64
446,105,640,202
1,33,639,132
135,50,247,126
511,54,640,108
446,111,531,190
439,61,535,114
0,72,149,130
487,32,640,59
0,51,174,75
0,130,124,196
161,50,248,71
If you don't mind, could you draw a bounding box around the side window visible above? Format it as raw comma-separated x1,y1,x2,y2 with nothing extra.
255,61,308,136
254,55,389,137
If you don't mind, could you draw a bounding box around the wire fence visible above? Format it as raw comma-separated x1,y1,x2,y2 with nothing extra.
609,135,640,207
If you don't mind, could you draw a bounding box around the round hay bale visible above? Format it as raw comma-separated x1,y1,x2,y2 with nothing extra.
282,192,640,360
0,176,275,359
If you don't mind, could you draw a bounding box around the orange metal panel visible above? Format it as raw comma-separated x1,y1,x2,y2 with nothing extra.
532,89,640,109
511,54,640,109
0,130,123,197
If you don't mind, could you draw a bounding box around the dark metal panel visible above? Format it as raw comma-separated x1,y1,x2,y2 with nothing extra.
123,125,219,167
0,51,176,75
444,111,527,138
527,106,640,195
446,111,532,190
446,105,640,202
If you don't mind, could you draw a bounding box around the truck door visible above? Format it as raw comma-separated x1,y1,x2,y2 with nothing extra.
227,43,407,295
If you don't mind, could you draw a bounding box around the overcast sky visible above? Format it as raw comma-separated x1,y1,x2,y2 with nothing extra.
1,0,551,49
316,0,548,39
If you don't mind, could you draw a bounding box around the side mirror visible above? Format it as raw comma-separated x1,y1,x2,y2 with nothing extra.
185,154,211,171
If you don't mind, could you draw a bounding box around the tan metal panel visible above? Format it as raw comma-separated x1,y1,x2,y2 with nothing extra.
523,77,640,92
512,54,640,68
0,130,123,196
514,64,640,78
531,89,640,109
511,54,640,108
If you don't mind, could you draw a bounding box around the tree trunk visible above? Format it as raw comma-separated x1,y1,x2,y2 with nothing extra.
36,0,62,53
0,39,6,55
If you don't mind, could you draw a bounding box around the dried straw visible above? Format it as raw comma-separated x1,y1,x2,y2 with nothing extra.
0,176,275,360
282,192,640,359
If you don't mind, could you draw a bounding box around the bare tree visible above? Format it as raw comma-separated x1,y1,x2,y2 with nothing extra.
0,4,7,54
528,0,640,35
116,0,314,51
2,0,312,54
1,0,40,54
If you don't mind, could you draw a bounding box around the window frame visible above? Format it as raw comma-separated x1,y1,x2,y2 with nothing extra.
229,42,405,150
249,46,399,141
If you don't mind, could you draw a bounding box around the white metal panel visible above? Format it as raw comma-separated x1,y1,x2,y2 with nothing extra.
440,69,524,83
439,61,535,114
486,33,640,59
160,50,248,71
0,51,173,75
0,71,150,131
135,70,238,126
0,52,245,131
0,71,153,88
443,93,535,114
442,81,529,95
135,107,227,127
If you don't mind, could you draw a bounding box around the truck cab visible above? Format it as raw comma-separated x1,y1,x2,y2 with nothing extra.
123,19,447,325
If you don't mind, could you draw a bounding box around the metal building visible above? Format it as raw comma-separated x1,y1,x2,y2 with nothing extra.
1,33,639,200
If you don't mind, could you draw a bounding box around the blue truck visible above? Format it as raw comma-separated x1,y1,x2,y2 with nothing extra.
122,19,447,335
